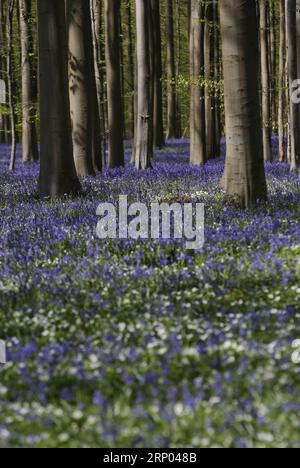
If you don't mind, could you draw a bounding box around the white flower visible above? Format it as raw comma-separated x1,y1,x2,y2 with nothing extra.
291,339,300,350
72,410,83,420
58,433,70,443
291,350,300,364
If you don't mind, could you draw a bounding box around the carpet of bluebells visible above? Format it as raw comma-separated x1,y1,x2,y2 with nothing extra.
0,139,300,448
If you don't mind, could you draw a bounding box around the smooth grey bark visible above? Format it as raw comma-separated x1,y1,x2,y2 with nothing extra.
286,0,300,171
212,0,221,158
119,8,125,136
204,1,217,160
278,0,286,162
124,0,135,140
67,0,102,176
6,0,17,171
19,0,39,163
0,2,5,143
148,1,155,153
269,1,277,122
105,0,124,168
297,5,300,145
297,2,300,85
259,0,272,162
134,0,152,169
37,0,81,197
166,0,177,140
220,0,267,208
91,0,107,167
131,41,138,164
174,0,182,137
151,0,164,149
190,0,206,166
91,0,101,118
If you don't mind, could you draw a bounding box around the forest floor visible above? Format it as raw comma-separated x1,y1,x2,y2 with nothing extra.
0,140,300,448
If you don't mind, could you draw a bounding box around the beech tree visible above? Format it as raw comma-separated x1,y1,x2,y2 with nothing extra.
278,0,286,163
6,0,16,171
105,0,124,168
259,0,272,162
19,0,39,163
124,0,135,139
286,0,300,171
151,0,164,150
220,0,267,207
204,1,216,160
189,0,206,166
37,0,81,197
66,0,102,176
166,0,177,140
133,0,152,169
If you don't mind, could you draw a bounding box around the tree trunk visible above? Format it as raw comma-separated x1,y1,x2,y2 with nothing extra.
297,2,300,93
204,1,217,160
166,0,177,140
278,0,286,163
124,0,135,140
190,0,206,166
269,1,277,124
134,0,152,169
37,0,81,197
286,0,300,171
175,0,182,137
91,0,101,121
19,0,39,163
98,0,108,165
212,0,221,158
0,2,5,143
66,0,102,176
220,0,267,208
105,0,124,168
259,0,272,162
6,0,17,172
151,0,164,149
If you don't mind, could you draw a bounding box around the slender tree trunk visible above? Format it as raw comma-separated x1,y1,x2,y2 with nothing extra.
190,0,206,166
148,1,155,154
19,0,39,163
220,0,267,208
124,0,135,140
134,0,152,169
131,41,138,164
0,2,4,142
175,0,182,137
297,2,300,89
213,0,221,158
151,0,164,149
0,3,5,144
269,1,277,124
166,0,177,140
99,0,108,165
204,1,217,160
278,0,286,163
119,9,126,139
1,0,12,145
91,0,101,118
188,0,191,39
259,0,272,162
105,0,124,168
7,0,17,172
286,0,300,171
37,0,81,197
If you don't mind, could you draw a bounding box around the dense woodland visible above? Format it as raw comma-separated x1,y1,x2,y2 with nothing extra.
0,0,299,206
1,0,300,449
